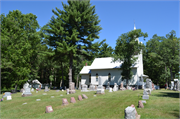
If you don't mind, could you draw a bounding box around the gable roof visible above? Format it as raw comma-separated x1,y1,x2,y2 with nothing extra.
79,66,91,74
79,57,139,74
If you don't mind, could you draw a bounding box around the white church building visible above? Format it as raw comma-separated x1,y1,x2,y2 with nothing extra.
79,25,148,88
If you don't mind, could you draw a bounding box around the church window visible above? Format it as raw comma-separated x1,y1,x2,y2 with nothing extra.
96,73,98,82
108,73,111,81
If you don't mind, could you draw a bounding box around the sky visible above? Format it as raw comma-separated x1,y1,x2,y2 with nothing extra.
1,0,179,49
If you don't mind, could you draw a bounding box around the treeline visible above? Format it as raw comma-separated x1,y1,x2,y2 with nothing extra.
1,0,179,91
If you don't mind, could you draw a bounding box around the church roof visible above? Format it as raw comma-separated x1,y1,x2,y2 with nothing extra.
79,57,138,74
79,66,91,74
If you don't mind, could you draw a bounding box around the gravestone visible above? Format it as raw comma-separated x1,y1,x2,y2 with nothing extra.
89,83,96,91
82,94,88,99
36,99,41,101
69,82,76,94
62,98,69,106
124,106,136,119
70,97,76,103
142,89,149,99
22,82,32,97
96,76,105,94
7,96,12,100
38,85,42,91
45,105,53,113
171,81,174,90
66,89,69,95
44,86,49,92
152,83,155,90
3,92,11,98
113,83,118,91
138,101,144,108
120,82,125,91
109,87,112,92
106,82,110,90
81,84,88,92
31,88,34,92
149,79,152,91
56,90,60,92
78,95,83,101
20,89,24,93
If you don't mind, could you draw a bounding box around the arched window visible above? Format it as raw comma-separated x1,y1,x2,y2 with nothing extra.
108,73,111,81
96,73,98,82
89,74,91,83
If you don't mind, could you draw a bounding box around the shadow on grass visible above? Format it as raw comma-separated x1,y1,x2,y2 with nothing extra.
152,92,179,98
169,110,180,118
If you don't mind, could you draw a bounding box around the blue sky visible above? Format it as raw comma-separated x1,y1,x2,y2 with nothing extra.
1,0,179,49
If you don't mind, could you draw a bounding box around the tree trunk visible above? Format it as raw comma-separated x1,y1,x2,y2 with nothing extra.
165,66,168,87
76,74,79,89
69,53,73,88
170,67,173,81
126,79,128,89
60,62,64,89
15,83,18,91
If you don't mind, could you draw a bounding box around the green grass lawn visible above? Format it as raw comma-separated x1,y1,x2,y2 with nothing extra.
0,89,179,118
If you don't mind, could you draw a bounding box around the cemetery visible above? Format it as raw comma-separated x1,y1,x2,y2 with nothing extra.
1,81,179,118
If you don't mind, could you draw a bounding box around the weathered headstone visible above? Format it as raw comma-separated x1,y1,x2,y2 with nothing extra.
20,89,24,93
69,82,76,94
171,81,174,90
124,106,136,119
66,89,69,95
31,88,34,92
78,95,83,101
142,89,149,99
149,79,152,91
120,82,125,91
141,100,146,103
62,98,69,106
45,105,53,113
44,86,49,92
70,97,76,103
138,101,144,108
22,82,32,97
89,83,96,91
96,77,105,94
113,83,118,91
56,90,60,92
36,99,41,101
81,84,88,92
109,87,112,92
3,92,11,98
82,94,88,99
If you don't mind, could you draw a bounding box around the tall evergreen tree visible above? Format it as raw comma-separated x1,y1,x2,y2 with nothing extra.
42,0,102,88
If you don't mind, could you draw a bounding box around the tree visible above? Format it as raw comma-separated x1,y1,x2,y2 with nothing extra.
113,29,148,87
1,10,41,91
42,0,102,88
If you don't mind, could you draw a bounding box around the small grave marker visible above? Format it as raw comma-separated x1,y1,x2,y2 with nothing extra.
60,94,63,96
36,99,41,101
70,97,76,103
51,96,54,98
82,94,88,99
22,102,27,105
45,105,53,113
78,95,83,101
7,96,12,100
62,98,69,106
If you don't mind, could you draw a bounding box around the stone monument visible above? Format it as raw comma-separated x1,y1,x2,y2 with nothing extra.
138,100,144,108
120,82,125,91
109,87,112,92
70,97,76,103
3,92,11,98
44,86,49,92
69,82,76,94
89,83,96,91
78,95,83,101
22,82,32,97
142,89,149,99
144,79,151,95
81,84,88,92
113,83,118,91
96,76,105,94
82,94,88,99
66,89,69,95
171,81,174,90
62,98,69,106
45,105,53,113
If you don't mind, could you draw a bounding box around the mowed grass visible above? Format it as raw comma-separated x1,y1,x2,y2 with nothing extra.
0,89,179,118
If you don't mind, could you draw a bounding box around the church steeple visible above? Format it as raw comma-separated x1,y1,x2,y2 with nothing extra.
134,21,136,30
